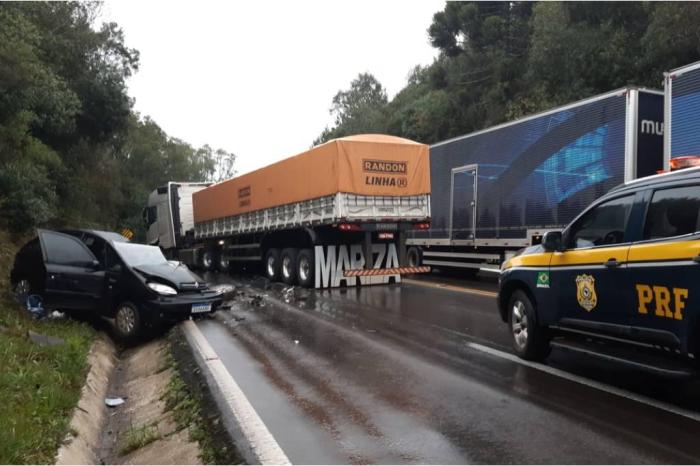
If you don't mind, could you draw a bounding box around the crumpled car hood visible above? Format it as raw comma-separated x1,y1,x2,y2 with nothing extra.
133,262,205,290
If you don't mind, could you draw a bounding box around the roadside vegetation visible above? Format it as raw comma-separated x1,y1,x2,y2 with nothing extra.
0,2,235,240
165,331,243,464
316,2,700,145
119,423,161,455
0,229,95,464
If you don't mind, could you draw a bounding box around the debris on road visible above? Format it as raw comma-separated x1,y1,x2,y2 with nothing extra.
104,397,125,408
250,295,265,307
25,295,46,319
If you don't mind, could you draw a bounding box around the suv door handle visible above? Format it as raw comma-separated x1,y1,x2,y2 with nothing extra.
605,258,621,268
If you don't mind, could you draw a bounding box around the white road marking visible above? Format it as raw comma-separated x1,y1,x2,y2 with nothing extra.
468,342,700,423
182,320,291,465
403,278,498,298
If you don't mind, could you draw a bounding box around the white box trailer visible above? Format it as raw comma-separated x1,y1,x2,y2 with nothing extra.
407,87,664,273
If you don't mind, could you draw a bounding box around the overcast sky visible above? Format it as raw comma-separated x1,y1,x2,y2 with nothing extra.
101,1,445,176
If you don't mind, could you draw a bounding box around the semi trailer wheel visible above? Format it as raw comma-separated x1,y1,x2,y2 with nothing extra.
296,248,315,288
216,251,230,272
406,246,422,267
281,248,298,285
199,249,215,271
264,248,281,282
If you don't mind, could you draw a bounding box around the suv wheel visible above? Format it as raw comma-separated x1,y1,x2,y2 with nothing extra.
509,290,550,361
114,301,143,344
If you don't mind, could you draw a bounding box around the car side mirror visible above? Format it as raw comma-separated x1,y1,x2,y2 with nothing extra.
89,259,101,269
110,263,123,274
542,231,563,252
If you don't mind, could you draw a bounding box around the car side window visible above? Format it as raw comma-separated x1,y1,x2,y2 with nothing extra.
82,235,106,265
566,195,635,249
41,232,97,266
105,245,123,271
643,185,700,240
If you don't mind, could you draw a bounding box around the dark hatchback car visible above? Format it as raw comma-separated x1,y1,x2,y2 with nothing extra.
10,229,223,341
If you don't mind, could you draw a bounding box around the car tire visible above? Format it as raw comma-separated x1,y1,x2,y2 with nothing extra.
200,249,215,271
296,249,315,288
280,248,298,286
13,277,33,303
264,248,281,282
406,246,422,267
508,289,550,361
114,301,143,344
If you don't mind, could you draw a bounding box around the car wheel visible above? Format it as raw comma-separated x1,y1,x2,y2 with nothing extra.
13,278,32,303
296,249,315,288
200,249,214,271
509,289,550,361
280,248,298,286
114,301,143,344
264,248,281,282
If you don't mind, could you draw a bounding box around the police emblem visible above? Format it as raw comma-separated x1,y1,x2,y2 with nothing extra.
575,274,597,312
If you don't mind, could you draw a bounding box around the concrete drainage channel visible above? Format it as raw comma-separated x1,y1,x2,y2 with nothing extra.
55,327,244,465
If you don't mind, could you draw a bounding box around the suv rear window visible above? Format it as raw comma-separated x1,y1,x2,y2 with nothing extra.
643,185,700,240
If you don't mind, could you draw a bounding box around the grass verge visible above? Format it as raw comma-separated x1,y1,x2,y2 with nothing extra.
0,229,96,464
165,329,244,464
119,423,161,455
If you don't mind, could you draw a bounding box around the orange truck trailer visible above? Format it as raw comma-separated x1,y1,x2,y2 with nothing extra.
144,134,431,288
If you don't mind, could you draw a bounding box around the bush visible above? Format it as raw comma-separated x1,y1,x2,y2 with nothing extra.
0,161,57,232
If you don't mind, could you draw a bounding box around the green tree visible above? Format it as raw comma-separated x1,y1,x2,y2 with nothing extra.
314,73,388,144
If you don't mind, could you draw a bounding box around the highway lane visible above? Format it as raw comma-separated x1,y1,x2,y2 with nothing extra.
193,272,700,464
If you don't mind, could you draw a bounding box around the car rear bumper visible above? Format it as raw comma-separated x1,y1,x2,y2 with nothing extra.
143,291,224,323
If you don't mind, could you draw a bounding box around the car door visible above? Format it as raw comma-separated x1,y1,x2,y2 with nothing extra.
550,194,637,332
100,242,131,316
627,184,700,352
38,230,105,311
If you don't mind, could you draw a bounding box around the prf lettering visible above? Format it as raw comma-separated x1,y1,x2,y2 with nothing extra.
635,284,688,320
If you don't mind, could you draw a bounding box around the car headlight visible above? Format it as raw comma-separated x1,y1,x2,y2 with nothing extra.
147,282,177,295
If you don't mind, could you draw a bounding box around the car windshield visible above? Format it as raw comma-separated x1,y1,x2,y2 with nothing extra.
112,242,168,267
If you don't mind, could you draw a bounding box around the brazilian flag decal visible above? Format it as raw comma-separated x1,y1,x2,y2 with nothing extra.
537,271,550,289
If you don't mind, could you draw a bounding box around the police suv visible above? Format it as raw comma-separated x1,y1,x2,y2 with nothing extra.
498,161,700,376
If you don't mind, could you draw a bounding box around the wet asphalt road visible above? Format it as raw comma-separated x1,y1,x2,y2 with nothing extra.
195,271,700,464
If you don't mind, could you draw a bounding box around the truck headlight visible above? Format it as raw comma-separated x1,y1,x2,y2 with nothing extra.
148,282,177,295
